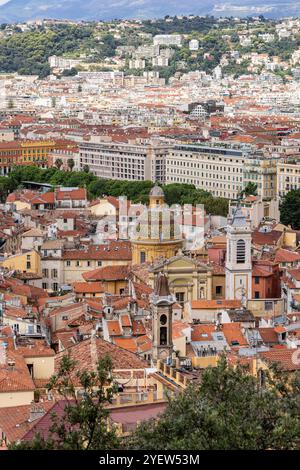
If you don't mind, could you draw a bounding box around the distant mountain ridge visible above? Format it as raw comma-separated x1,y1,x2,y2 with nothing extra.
0,0,300,23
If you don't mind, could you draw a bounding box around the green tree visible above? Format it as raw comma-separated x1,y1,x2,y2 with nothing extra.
129,356,300,450
83,164,90,173
67,158,75,172
10,354,120,450
0,176,14,202
280,189,300,229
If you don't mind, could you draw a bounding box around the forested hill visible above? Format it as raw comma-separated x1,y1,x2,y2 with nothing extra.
0,24,94,77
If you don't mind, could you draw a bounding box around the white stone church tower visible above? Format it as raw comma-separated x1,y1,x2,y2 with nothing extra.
225,205,252,301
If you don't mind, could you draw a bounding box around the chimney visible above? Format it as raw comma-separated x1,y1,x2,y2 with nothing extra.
29,403,45,423
7,359,15,371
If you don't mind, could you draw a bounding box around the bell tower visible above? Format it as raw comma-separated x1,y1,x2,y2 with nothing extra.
225,204,252,301
151,272,175,362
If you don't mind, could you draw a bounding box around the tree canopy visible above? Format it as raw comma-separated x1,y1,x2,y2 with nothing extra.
129,356,300,450
280,189,300,229
1,166,229,216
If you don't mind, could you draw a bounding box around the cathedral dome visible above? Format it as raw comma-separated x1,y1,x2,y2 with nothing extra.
150,185,165,198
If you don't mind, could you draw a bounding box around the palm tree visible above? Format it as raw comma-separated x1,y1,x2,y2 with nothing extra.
55,158,63,170
240,182,258,198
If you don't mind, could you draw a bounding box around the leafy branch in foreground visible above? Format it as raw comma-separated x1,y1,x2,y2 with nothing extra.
11,353,120,450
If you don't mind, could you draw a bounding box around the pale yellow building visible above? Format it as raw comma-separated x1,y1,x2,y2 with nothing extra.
2,250,41,276
149,254,213,306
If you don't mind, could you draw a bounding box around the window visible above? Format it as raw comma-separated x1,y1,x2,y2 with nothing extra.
42,282,47,289
176,292,185,306
216,286,222,295
140,251,146,264
42,269,49,277
265,301,273,311
160,314,167,325
236,239,246,264
52,269,58,278
160,327,167,345
27,363,34,377
26,262,31,269
53,283,58,291
97,261,102,267
27,325,34,335
62,315,68,321
76,261,80,267
255,291,260,299
255,276,259,285
66,261,71,267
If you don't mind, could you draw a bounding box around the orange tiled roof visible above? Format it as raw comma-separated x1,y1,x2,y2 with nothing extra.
113,337,137,353
73,282,105,294
106,320,122,336
191,299,241,309
55,187,87,201
17,340,55,358
132,320,146,336
0,351,35,393
288,269,300,282
258,328,278,344
222,323,248,347
55,337,147,379
120,314,131,328
260,349,300,371
275,249,300,263
82,264,129,282
191,324,215,342
0,402,54,443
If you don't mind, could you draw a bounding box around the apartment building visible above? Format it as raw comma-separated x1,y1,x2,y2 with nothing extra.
79,138,170,183
153,34,182,47
0,140,72,174
243,157,277,200
166,144,245,199
277,159,300,197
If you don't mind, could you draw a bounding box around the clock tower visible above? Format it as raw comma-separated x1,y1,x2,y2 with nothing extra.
151,272,175,363
225,204,252,301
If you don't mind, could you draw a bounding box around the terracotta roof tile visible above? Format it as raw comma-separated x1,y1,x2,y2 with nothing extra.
191,300,242,309
0,351,35,393
82,265,129,282
0,402,54,443
55,337,147,380
73,282,105,294
260,349,300,371
106,320,122,336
